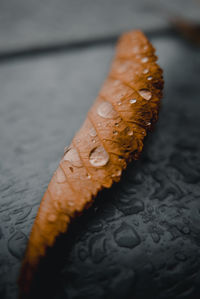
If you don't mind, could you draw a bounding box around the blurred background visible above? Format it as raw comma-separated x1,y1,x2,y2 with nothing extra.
0,1,200,299
0,0,200,55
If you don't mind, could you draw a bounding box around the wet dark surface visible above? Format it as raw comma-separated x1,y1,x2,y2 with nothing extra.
0,2,200,298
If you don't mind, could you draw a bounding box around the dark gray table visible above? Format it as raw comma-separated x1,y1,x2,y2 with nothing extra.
0,1,200,298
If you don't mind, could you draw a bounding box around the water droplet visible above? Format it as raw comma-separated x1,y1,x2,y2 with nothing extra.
151,232,160,243
56,167,66,183
113,80,120,86
129,99,137,104
118,62,129,73
117,101,122,106
143,68,149,74
89,221,103,233
48,214,57,222
116,169,122,176
158,205,167,213
63,147,82,167
89,127,97,137
146,122,151,126
112,169,122,178
132,200,144,214
89,234,106,263
115,122,119,127
78,248,88,261
117,199,144,216
141,57,148,63
92,139,96,143
89,146,109,167
175,252,187,261
86,173,91,179
128,130,133,136
114,222,141,249
8,231,27,259
132,46,139,53
97,101,116,119
113,130,118,135
180,226,190,234
68,200,75,207
14,206,32,224
138,89,152,101
147,76,153,81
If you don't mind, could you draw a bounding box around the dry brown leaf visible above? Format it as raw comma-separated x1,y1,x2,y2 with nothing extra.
18,30,164,298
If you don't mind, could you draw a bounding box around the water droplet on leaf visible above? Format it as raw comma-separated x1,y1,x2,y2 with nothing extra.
89,146,109,167
89,127,97,137
97,101,116,119
132,46,139,53
63,147,82,167
112,169,122,178
128,130,133,136
141,57,148,63
68,200,75,207
113,80,120,86
56,167,66,183
143,68,149,74
129,99,137,104
139,89,152,101
48,214,57,222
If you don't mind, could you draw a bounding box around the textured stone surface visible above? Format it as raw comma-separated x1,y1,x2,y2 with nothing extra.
0,34,200,299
